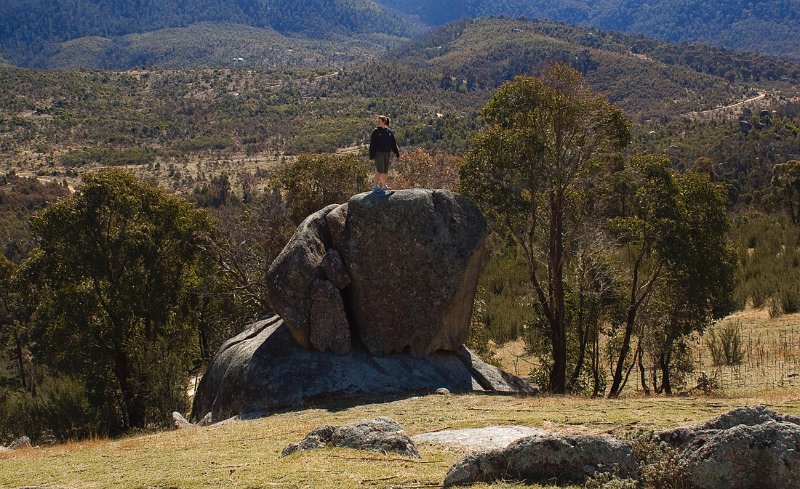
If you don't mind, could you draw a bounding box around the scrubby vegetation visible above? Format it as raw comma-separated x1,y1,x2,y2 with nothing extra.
1,15,799,457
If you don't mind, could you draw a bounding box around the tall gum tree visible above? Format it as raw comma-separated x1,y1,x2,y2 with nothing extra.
25,169,210,433
605,155,736,397
459,64,631,393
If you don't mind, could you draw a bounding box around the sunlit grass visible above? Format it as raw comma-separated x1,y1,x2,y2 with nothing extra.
3,390,800,488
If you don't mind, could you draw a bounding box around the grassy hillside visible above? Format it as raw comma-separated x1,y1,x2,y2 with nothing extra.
379,0,800,62
0,0,421,68
1,386,799,487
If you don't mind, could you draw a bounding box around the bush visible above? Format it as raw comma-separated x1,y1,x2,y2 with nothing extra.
392,148,461,190
269,153,370,223
621,429,690,489
705,321,745,366
0,375,96,443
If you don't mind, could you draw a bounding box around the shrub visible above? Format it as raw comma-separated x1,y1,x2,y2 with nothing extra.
269,153,370,223
705,321,745,366
0,375,96,443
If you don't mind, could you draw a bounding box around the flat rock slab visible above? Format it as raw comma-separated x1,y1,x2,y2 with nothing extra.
414,426,550,451
191,316,536,420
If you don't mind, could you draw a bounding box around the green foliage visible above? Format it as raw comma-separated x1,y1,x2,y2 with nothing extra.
0,174,70,263
473,247,535,344
269,153,370,223
24,168,210,434
732,214,800,315
0,374,95,443
705,321,745,366
460,64,631,393
769,160,800,224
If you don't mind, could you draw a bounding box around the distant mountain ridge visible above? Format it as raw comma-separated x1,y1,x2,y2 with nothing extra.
0,0,420,66
377,0,800,61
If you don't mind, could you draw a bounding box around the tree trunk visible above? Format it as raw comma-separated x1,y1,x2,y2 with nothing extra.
112,347,145,431
660,333,676,395
570,289,588,387
638,345,650,395
591,321,602,397
13,325,27,390
608,305,636,397
548,190,567,394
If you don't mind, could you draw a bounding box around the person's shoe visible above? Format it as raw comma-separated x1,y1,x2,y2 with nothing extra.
372,185,382,193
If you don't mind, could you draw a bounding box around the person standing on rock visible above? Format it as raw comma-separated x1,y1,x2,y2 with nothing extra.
369,115,400,193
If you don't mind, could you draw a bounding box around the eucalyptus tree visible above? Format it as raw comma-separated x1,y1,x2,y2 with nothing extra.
25,169,210,433
459,64,631,393
605,156,735,397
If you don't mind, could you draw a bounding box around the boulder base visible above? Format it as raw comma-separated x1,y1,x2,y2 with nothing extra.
191,316,536,421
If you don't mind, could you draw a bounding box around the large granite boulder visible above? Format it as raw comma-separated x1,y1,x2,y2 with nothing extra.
191,316,537,421
267,189,486,357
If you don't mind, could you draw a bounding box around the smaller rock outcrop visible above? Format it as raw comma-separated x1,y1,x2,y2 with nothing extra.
7,436,32,450
658,404,800,446
282,417,419,458
658,405,800,489
443,432,636,487
173,411,194,429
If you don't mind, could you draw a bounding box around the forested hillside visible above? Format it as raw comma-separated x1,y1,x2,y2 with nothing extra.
1,18,797,216
379,0,800,61
0,0,420,67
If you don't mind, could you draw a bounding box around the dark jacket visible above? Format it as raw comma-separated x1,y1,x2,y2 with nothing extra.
369,126,400,160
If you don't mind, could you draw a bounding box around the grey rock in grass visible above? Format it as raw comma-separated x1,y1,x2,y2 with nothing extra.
659,404,800,446
676,420,800,489
8,436,32,450
443,432,636,487
172,411,194,429
282,425,336,456
656,405,800,489
190,316,536,421
282,418,418,458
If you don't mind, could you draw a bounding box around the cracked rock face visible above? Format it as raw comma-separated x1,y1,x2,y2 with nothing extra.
267,189,487,358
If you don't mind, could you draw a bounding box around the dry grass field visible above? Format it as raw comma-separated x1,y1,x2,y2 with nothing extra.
1,309,799,488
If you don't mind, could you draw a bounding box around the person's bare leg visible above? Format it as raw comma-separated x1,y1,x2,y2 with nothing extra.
379,172,388,189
